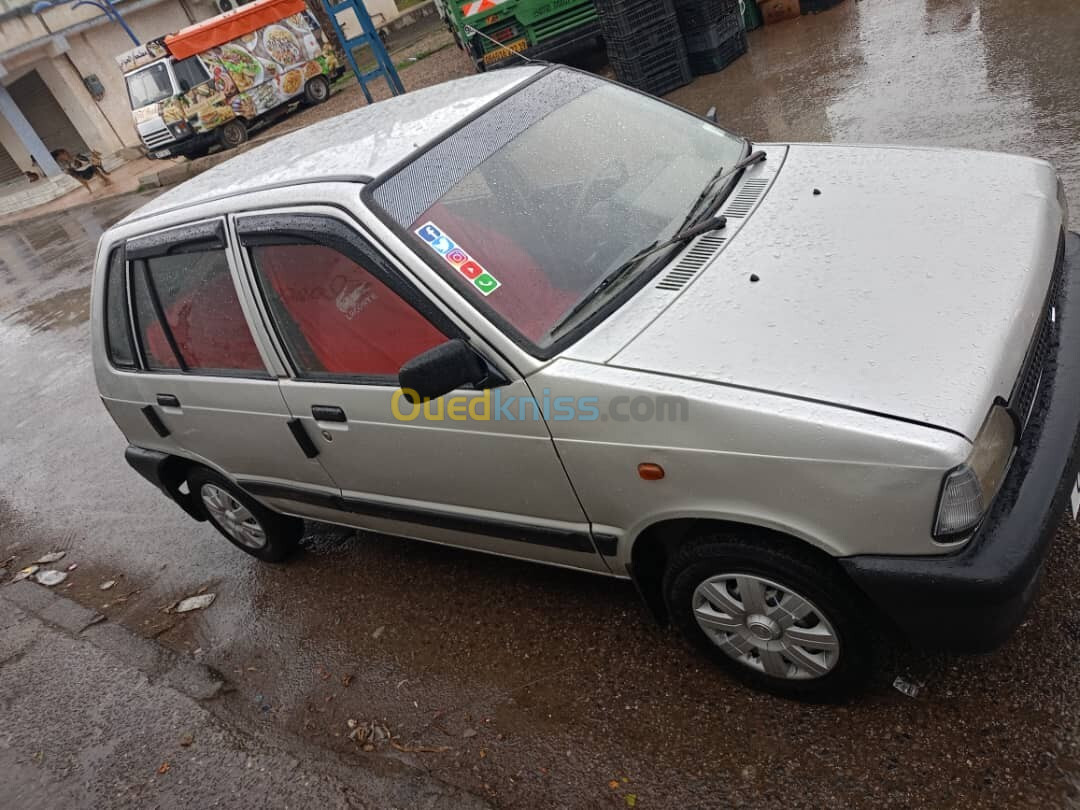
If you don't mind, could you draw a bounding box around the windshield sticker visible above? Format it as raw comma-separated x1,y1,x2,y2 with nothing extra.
415,222,501,296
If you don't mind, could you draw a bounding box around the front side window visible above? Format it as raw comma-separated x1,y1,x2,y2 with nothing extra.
369,69,746,352
131,249,265,374
249,243,449,380
173,56,210,92
125,61,174,109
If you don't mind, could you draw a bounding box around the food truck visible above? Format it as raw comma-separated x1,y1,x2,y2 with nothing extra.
117,0,340,159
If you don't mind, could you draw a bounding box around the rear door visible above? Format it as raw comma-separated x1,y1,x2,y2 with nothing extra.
118,219,340,516
231,209,607,573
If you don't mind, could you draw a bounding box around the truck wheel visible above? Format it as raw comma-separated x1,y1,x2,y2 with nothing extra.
188,468,302,563
304,75,330,105
218,119,248,150
662,533,873,701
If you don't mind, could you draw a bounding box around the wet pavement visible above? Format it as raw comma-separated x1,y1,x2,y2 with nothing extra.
4,0,1080,807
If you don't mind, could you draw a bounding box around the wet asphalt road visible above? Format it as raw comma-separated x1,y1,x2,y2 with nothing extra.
4,0,1080,807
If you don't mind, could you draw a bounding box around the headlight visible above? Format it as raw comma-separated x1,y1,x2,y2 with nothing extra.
934,405,1016,539
168,120,191,137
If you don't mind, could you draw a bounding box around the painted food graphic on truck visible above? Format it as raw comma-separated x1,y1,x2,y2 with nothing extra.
285,12,317,32
258,57,281,79
264,25,303,66
303,60,322,79
161,97,185,124
250,81,282,114
218,44,262,90
280,69,304,96
231,93,257,119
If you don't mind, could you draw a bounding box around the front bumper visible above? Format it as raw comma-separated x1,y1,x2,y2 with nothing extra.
484,21,601,69
144,131,215,159
841,231,1080,652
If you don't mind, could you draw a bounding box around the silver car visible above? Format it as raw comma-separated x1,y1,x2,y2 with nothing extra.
92,64,1080,699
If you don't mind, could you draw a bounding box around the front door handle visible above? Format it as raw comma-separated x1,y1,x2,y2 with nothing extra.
311,405,347,422
156,394,181,408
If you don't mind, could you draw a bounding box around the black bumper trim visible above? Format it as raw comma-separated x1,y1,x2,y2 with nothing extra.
239,480,615,557
841,231,1080,652
124,446,205,522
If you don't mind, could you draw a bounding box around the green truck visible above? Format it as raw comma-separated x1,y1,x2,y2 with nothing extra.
435,0,601,72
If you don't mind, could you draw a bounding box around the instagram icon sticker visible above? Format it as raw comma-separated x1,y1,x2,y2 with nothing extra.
444,247,469,268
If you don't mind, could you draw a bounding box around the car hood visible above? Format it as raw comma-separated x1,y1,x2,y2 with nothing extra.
605,144,1064,440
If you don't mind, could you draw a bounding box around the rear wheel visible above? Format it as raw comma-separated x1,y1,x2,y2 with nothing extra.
188,468,302,562
663,533,873,700
217,119,248,150
303,75,330,105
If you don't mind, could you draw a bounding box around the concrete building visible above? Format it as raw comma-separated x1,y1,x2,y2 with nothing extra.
0,0,212,182
0,0,424,212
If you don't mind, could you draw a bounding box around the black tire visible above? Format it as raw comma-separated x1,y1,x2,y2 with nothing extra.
217,119,248,150
188,468,302,563
663,533,874,701
303,75,330,105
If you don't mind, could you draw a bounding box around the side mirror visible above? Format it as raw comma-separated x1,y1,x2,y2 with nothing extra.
706,106,717,122
178,78,191,93
398,339,488,403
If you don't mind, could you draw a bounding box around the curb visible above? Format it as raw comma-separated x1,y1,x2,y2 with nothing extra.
1,579,226,702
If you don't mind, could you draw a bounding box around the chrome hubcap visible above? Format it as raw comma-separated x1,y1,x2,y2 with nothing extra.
692,574,840,680
200,484,266,550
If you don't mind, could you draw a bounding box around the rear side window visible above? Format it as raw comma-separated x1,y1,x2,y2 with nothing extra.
249,243,448,379
104,248,135,368
131,249,265,374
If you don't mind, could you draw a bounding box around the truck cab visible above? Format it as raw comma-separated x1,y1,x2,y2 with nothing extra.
443,0,601,71
125,54,207,157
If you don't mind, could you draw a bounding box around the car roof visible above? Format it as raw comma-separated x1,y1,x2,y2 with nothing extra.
121,65,546,225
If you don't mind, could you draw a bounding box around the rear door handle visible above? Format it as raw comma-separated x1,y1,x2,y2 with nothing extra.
286,418,319,458
156,394,181,408
311,405,347,422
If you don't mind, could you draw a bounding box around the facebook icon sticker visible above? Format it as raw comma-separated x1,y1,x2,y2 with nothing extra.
417,223,442,243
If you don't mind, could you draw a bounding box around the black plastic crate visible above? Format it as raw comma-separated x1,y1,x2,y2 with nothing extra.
608,35,687,72
603,16,683,52
595,0,679,38
686,29,746,75
613,56,693,96
672,0,739,18
683,15,743,52
673,0,739,27
608,36,692,95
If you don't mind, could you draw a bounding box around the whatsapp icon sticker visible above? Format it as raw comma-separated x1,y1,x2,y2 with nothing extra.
473,272,501,296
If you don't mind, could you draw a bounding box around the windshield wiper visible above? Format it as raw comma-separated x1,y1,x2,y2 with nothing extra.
549,215,730,338
678,149,767,231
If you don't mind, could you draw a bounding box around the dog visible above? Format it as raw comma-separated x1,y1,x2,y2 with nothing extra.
49,148,112,192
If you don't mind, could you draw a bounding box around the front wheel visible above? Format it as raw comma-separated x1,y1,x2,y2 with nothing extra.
217,119,248,150
663,534,874,701
188,468,302,562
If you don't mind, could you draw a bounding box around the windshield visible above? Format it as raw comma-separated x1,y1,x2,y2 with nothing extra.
126,62,174,109
371,70,745,352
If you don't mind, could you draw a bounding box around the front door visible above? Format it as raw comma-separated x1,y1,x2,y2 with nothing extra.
233,211,606,572
121,219,339,518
